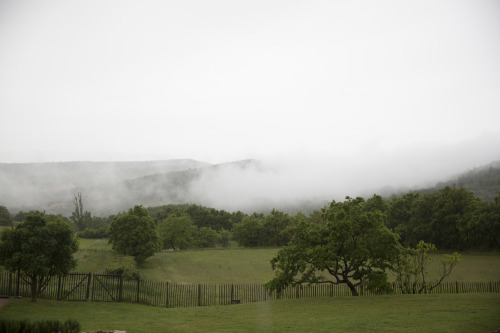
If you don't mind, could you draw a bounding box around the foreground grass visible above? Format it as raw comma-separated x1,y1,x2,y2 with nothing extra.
75,239,500,283
1,294,499,332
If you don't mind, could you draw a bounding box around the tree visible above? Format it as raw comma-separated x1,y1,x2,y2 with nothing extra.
157,213,197,250
0,205,12,226
0,213,78,301
386,192,419,231
363,194,387,213
392,241,460,294
430,187,479,249
472,192,500,248
195,227,220,248
232,215,265,247
218,229,231,247
266,197,400,296
262,209,293,246
70,193,92,231
108,205,158,265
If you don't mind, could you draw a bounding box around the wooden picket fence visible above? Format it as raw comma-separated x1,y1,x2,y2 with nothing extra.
0,271,498,308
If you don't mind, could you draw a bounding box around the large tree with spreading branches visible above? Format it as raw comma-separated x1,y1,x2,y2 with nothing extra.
266,197,400,296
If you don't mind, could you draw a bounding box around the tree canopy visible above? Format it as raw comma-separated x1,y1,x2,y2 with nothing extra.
157,213,197,251
0,213,78,301
0,205,12,226
266,197,400,296
108,205,158,265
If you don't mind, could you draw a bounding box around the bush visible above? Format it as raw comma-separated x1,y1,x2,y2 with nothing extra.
0,318,80,333
105,255,140,280
63,319,81,333
78,226,108,239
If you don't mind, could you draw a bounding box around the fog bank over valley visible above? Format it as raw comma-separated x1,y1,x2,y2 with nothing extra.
1,136,499,216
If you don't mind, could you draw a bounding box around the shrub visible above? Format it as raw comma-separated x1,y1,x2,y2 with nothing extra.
0,318,80,333
105,255,140,280
63,319,81,333
78,226,108,239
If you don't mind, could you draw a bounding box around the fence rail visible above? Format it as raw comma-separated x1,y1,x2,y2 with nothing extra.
0,271,498,308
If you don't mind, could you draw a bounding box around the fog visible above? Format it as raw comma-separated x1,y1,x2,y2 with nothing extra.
189,135,500,212
0,134,499,215
0,1,499,215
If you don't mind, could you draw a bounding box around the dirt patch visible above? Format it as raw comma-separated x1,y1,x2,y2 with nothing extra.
0,298,11,309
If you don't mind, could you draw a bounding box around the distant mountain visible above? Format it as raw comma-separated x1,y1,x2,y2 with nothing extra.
415,161,500,201
2,158,499,217
0,159,211,215
0,159,274,216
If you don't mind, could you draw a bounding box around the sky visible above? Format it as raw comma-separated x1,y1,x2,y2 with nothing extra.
1,0,500,191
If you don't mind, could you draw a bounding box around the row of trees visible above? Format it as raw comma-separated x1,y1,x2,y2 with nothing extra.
107,206,232,264
4,186,498,251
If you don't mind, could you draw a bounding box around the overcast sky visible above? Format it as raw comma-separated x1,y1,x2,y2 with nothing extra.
1,0,499,188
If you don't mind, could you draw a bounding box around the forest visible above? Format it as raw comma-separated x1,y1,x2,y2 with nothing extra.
1,186,498,252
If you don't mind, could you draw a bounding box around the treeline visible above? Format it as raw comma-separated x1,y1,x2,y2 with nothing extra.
145,186,499,251
385,186,500,249
1,186,498,251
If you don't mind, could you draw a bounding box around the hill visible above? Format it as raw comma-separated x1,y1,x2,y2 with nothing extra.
416,161,500,201
2,158,499,216
0,159,210,215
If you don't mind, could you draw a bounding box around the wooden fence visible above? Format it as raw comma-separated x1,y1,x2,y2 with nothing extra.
0,271,498,308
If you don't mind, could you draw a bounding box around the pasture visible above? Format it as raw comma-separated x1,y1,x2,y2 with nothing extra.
1,294,499,332
75,239,500,283
2,238,500,332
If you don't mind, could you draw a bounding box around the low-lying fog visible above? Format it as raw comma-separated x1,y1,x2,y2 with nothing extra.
1,134,498,216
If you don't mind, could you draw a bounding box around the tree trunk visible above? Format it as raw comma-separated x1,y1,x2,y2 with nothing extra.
30,276,38,302
346,280,359,296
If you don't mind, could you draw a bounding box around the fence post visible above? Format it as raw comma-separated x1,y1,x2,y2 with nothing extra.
136,277,140,303
86,273,92,301
57,276,62,300
230,284,234,302
165,282,169,307
7,272,13,298
296,285,300,299
198,284,202,306
118,275,123,302
455,281,459,294
16,271,20,297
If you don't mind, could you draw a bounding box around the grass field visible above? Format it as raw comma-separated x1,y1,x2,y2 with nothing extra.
75,239,500,283
1,294,499,332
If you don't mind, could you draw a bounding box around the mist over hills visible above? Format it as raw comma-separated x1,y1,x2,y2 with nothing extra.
0,158,499,216
415,160,500,201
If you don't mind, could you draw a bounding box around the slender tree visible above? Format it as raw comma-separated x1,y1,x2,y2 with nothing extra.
393,241,460,294
70,192,92,231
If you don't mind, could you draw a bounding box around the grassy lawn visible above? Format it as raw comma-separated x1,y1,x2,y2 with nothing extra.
141,247,278,283
1,294,499,333
74,238,116,273
75,239,500,283
75,239,278,283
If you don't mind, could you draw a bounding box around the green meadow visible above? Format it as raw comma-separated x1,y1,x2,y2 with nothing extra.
1,294,499,333
75,239,500,283
1,238,500,332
